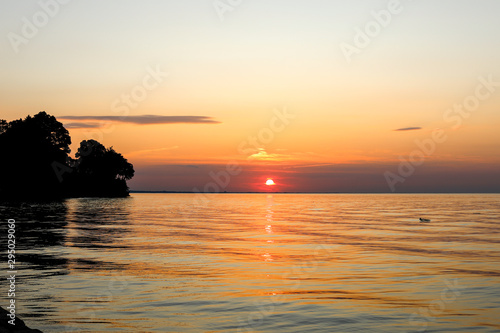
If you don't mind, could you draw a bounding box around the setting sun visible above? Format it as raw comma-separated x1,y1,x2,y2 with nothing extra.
266,179,276,186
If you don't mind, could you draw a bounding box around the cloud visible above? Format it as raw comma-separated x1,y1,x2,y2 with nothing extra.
59,115,220,125
248,148,278,160
247,148,292,161
63,122,101,129
127,146,179,157
394,127,422,132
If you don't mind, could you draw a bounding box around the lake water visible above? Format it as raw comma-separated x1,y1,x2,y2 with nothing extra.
1,194,500,332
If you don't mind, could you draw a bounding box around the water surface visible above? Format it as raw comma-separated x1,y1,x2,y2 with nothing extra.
1,194,499,332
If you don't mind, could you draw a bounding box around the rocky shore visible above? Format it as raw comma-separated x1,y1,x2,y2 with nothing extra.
0,307,42,333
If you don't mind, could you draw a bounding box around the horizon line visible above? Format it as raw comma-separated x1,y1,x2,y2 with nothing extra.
130,190,500,194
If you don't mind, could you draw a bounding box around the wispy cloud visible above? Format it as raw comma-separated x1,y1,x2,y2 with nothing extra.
59,115,220,125
248,148,282,161
394,127,422,132
127,146,179,156
245,148,332,164
247,148,301,162
63,122,101,129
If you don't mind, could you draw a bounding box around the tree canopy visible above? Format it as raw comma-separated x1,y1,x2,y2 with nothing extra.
68,140,134,197
0,112,134,199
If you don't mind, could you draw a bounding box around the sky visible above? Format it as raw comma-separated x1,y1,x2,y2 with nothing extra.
1,0,499,192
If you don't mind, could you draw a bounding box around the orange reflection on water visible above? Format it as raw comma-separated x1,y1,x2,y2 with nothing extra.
49,194,500,332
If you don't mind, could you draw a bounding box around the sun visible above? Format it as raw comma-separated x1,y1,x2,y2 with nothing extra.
265,178,276,186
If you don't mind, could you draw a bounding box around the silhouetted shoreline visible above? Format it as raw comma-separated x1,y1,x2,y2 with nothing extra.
0,112,134,200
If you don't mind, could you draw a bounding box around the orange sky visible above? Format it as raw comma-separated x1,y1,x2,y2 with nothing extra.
1,1,500,192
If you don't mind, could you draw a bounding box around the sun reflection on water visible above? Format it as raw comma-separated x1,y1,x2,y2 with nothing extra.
2,194,500,332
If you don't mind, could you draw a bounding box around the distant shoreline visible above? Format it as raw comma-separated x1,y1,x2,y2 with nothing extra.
130,191,500,194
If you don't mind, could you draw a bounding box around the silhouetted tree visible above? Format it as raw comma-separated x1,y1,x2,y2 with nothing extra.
0,112,134,199
0,112,71,198
69,140,134,197
0,119,8,134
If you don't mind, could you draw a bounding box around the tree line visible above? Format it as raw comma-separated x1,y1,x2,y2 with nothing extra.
0,112,134,199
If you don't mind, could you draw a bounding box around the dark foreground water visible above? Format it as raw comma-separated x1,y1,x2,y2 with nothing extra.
1,194,499,332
